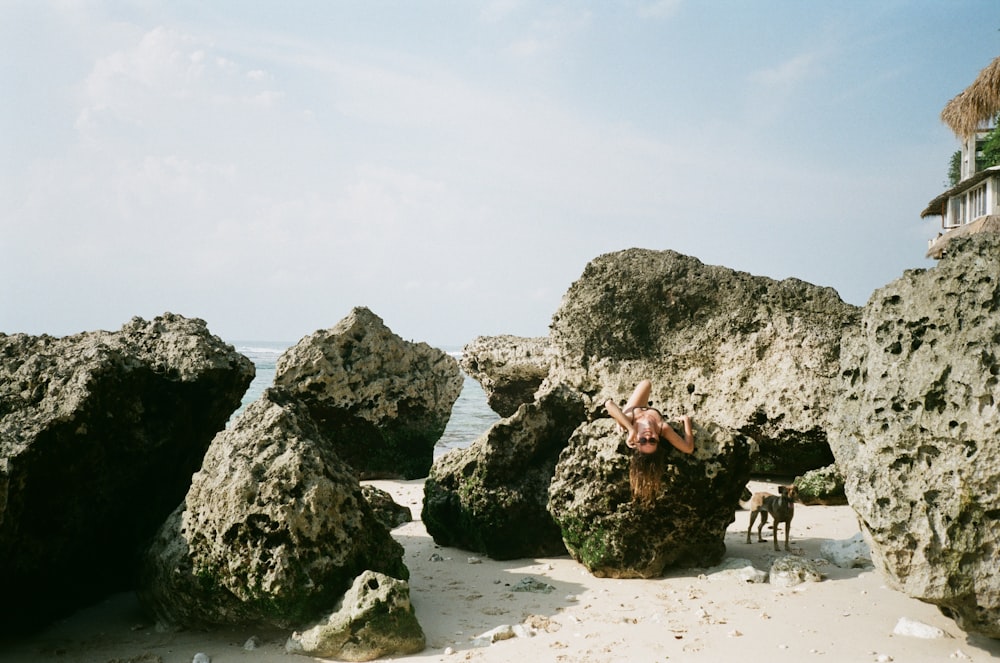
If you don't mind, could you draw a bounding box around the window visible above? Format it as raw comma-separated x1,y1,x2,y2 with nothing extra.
964,182,988,224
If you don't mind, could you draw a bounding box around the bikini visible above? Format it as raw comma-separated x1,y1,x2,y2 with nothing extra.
629,407,664,439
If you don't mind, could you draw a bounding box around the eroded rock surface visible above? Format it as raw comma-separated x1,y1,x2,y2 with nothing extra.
422,384,585,559
139,389,408,629
460,335,553,417
286,570,425,661
0,313,253,632
830,234,1000,638
547,419,753,577
273,307,462,479
547,248,859,477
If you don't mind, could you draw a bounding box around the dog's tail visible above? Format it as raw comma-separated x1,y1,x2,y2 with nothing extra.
738,485,753,510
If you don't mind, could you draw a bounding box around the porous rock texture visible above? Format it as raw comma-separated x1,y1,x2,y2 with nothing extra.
422,383,585,560
139,388,408,629
460,335,554,417
547,248,860,476
424,248,849,575
829,234,1000,638
793,463,847,506
286,570,425,661
547,418,753,577
273,307,463,479
362,484,413,530
0,313,253,633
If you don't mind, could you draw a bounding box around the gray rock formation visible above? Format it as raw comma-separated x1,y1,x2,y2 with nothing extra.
829,234,1000,638
460,335,553,416
422,383,585,559
793,464,847,506
286,570,425,661
362,484,413,530
547,248,859,476
273,307,463,479
139,388,408,629
0,313,253,633
422,249,847,576
547,419,753,577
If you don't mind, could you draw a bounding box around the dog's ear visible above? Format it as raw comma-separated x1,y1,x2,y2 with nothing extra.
778,485,788,496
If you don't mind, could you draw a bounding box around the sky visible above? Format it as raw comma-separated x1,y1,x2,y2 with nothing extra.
2,1,999,348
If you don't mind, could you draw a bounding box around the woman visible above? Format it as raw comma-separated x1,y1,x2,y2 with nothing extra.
604,379,694,505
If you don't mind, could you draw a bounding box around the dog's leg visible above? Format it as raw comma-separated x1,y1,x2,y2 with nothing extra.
746,510,757,544
772,520,780,551
783,518,791,551
756,510,768,543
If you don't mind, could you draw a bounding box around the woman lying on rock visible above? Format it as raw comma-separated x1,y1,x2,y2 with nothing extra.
604,379,694,504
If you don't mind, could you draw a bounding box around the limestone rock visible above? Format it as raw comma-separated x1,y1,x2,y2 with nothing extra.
422,383,585,559
460,335,554,417
829,234,1000,638
546,248,858,476
819,533,871,569
0,313,253,633
273,307,462,479
547,418,753,577
794,464,847,505
362,484,412,530
138,388,408,629
768,555,823,587
286,571,425,661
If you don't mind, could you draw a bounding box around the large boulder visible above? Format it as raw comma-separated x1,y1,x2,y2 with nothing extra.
547,248,859,476
547,418,753,577
422,383,585,559
0,313,253,633
830,234,1000,638
273,307,463,479
460,335,554,417
139,388,408,629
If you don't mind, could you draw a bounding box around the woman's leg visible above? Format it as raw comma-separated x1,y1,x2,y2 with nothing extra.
622,379,652,413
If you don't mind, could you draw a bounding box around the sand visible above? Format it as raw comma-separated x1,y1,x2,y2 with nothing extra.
2,479,998,663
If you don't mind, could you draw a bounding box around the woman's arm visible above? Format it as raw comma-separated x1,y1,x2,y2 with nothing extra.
661,414,694,454
605,399,638,447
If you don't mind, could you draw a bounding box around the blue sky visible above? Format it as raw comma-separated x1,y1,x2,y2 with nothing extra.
2,1,998,347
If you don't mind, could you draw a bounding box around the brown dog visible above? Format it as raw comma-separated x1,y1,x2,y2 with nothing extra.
744,484,798,551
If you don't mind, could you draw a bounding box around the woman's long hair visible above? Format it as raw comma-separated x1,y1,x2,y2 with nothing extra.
629,447,666,505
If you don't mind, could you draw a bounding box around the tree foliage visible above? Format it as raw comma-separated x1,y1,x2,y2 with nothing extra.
946,118,1000,186
949,150,962,186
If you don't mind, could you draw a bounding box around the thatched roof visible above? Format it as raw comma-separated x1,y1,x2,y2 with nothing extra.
941,56,1000,138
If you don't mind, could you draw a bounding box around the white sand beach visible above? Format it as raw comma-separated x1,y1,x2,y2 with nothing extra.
2,479,998,663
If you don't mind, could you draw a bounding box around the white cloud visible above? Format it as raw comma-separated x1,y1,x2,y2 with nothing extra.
749,52,818,89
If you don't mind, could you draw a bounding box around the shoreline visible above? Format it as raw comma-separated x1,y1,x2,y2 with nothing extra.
2,479,998,663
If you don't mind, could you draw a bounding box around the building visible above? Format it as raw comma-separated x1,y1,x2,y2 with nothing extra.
922,56,1000,259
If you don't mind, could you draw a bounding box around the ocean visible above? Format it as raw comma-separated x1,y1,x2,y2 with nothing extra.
229,341,499,458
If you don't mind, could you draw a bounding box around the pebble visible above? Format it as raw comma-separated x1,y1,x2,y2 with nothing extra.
893,617,950,639
192,654,211,663
243,636,260,650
